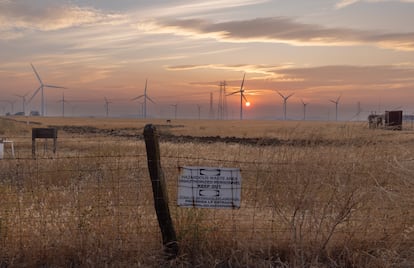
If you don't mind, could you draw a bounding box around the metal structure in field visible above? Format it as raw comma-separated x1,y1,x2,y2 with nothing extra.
368,110,403,130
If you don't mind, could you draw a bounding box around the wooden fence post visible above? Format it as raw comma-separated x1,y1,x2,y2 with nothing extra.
143,124,179,259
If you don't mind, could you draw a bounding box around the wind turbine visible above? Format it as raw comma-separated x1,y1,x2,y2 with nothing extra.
14,92,30,115
28,63,66,116
131,79,155,119
197,104,201,120
277,91,294,120
0,100,16,115
104,97,112,117
330,95,341,121
57,92,70,117
301,99,309,120
7,101,16,115
171,104,178,119
226,73,250,120
356,101,362,121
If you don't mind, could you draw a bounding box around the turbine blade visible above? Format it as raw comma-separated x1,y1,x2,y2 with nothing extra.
286,93,295,99
277,91,284,98
27,86,42,104
44,84,66,89
147,96,156,104
131,95,144,101
240,73,246,91
31,63,43,85
226,91,239,96
242,93,248,102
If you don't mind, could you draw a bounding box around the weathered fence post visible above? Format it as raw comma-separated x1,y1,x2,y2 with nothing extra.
143,124,179,259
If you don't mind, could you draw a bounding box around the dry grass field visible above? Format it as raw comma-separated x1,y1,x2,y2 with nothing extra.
0,116,413,267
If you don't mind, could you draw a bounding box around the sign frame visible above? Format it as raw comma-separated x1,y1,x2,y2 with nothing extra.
177,166,242,209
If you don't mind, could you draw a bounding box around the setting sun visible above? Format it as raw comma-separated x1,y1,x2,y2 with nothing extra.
245,101,251,107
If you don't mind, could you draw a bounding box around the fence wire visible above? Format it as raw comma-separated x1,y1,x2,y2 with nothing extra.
0,135,413,266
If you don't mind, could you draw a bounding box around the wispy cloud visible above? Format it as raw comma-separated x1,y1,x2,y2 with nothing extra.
142,0,269,17
167,63,414,92
0,2,125,39
150,17,414,51
336,0,362,8
336,0,414,9
166,63,290,77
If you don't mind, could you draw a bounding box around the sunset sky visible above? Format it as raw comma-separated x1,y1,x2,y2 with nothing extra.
1,0,414,120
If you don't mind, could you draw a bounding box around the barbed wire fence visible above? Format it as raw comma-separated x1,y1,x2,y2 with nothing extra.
0,128,413,266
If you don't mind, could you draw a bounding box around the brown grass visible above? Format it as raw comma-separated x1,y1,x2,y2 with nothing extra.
0,116,413,267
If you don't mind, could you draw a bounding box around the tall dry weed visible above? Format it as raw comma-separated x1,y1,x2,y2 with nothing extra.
0,117,412,266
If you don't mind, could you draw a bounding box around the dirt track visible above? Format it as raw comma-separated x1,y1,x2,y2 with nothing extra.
50,124,375,147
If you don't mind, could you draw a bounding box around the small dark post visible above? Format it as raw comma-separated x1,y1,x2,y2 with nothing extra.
143,124,179,259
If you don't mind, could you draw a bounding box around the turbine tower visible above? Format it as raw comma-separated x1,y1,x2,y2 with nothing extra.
330,95,341,121
197,104,201,120
356,101,362,121
104,97,112,117
131,79,155,119
57,92,69,117
277,91,294,120
301,99,309,121
226,73,249,120
28,63,66,116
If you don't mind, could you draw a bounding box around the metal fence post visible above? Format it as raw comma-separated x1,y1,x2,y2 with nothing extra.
143,124,179,259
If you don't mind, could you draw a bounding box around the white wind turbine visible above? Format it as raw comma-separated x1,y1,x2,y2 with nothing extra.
226,73,250,120
131,79,155,119
104,97,112,117
197,104,201,120
277,91,294,120
27,63,66,116
1,100,16,115
330,95,341,121
301,99,309,120
14,91,30,115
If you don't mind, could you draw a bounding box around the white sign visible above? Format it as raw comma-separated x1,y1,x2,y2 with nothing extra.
178,166,241,209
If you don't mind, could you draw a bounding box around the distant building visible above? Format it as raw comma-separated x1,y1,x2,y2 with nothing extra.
385,110,403,130
30,111,40,116
368,114,383,129
368,110,403,130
